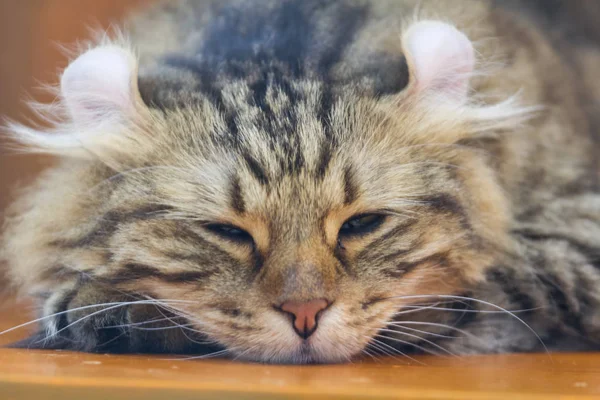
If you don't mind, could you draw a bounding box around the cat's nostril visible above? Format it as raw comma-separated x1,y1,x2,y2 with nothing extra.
277,299,329,339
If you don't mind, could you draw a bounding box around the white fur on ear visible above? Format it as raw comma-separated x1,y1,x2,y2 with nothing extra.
5,44,147,161
61,45,139,125
402,21,475,102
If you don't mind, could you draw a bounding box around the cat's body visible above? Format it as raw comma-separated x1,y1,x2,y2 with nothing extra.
2,0,600,363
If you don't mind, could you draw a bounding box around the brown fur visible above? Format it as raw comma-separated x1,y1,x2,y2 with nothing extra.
2,0,600,362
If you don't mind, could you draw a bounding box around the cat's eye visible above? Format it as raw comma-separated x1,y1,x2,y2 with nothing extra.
206,223,254,246
338,213,386,238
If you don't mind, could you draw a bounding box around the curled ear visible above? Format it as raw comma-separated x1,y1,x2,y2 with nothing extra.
61,45,142,127
6,45,147,160
402,20,475,103
397,21,534,142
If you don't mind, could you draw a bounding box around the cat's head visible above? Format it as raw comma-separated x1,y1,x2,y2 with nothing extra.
2,21,527,363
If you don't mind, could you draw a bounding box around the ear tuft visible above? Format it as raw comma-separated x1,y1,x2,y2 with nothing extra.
402,21,475,102
61,45,139,125
3,45,145,160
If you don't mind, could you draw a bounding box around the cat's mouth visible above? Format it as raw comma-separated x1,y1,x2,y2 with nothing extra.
220,331,338,364
203,303,367,364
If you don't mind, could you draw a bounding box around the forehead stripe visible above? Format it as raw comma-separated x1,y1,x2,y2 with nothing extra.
343,166,359,205
229,175,246,214
243,152,270,186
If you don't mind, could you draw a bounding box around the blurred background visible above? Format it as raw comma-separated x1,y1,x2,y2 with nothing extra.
0,1,149,288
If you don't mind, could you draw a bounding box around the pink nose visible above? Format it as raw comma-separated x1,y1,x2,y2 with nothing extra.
279,299,329,339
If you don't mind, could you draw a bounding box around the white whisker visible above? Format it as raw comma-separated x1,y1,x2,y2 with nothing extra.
0,299,191,337
162,349,230,361
377,328,458,357
367,336,425,364
35,299,195,343
373,333,444,358
389,324,455,339
386,294,550,354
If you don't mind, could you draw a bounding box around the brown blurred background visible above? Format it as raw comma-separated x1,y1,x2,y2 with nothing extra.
0,1,150,287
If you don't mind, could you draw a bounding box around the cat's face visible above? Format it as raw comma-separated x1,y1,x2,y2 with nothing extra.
3,21,524,363
44,95,495,363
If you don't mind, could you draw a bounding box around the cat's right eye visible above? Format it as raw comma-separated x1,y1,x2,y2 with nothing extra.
205,223,254,246
338,213,386,238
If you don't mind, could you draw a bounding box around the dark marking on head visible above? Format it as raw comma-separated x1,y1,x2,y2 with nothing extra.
358,218,419,260
249,249,266,282
243,152,270,186
380,248,414,265
343,166,359,205
50,204,174,249
422,193,479,248
334,245,352,276
107,263,215,284
317,85,335,142
160,56,223,108
422,193,466,216
38,265,81,283
229,175,246,214
315,138,333,179
382,252,449,278
200,0,313,76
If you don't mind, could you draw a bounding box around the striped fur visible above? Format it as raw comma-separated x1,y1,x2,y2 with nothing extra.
2,0,600,363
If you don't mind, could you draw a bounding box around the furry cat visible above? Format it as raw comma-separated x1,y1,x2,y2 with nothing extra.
2,0,600,363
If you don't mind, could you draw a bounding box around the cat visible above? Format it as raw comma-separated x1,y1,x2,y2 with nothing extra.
2,0,600,364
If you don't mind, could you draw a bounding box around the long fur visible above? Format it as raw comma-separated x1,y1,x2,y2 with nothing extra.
2,0,600,363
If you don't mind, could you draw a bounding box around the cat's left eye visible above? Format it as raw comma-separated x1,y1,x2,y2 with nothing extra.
338,213,386,238
205,223,254,246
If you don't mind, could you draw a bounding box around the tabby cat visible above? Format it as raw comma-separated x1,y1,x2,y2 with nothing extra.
2,0,600,363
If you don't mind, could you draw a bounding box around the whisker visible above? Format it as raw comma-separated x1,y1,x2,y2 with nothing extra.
373,333,444,358
110,323,195,332
151,305,208,332
391,302,447,317
367,340,402,361
232,343,263,361
40,300,194,340
149,304,212,341
101,316,180,329
366,336,424,365
162,349,230,361
377,328,458,357
385,294,550,354
389,324,455,339
394,305,541,315
361,346,379,362
178,327,216,347
388,321,485,344
0,299,192,336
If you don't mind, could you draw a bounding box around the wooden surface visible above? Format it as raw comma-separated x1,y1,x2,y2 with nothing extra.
1,300,599,400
